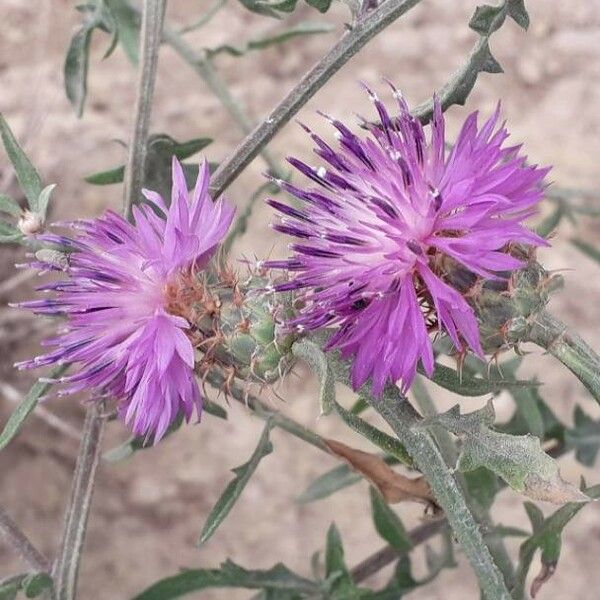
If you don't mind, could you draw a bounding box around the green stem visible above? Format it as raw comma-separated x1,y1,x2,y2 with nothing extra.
527,310,600,403
369,388,511,599
411,378,515,588
53,404,105,600
208,0,424,198
122,0,166,219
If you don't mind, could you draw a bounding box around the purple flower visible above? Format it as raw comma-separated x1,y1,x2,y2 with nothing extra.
266,84,549,395
15,158,234,441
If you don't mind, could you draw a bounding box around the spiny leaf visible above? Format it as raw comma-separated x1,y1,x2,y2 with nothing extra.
131,560,319,600
206,21,334,57
565,405,600,467
513,484,600,599
419,361,535,397
369,487,412,553
507,0,530,29
0,366,68,451
427,401,589,504
198,422,273,545
0,114,43,211
292,339,335,416
469,4,506,36
324,439,437,509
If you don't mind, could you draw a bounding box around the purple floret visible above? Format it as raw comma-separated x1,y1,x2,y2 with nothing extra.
15,158,234,442
266,83,549,395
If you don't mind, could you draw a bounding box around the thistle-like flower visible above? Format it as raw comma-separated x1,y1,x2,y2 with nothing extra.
15,158,234,441
266,84,549,395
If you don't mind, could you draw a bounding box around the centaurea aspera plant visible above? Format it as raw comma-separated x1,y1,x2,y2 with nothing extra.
1,2,600,600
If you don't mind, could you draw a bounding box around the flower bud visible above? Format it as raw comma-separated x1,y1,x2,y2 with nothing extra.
18,210,44,235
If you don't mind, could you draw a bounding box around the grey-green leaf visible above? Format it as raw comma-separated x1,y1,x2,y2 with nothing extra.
0,114,43,210
297,464,361,503
507,0,530,29
198,422,273,545
0,220,23,243
369,487,412,553
22,572,53,598
0,194,20,217
430,402,589,504
0,366,68,451
85,165,126,185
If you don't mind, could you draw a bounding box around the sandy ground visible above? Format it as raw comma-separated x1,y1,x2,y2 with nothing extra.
1,0,599,598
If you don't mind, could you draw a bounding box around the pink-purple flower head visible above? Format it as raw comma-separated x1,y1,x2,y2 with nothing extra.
266,83,550,396
15,158,234,442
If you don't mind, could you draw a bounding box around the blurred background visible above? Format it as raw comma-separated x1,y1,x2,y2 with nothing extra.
1,0,599,598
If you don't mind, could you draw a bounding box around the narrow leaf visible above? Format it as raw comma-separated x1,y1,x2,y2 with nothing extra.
84,165,125,185
0,366,68,451
0,194,20,216
369,487,412,552
0,220,23,243
207,21,334,57
420,362,535,397
198,422,273,545
507,0,530,29
297,464,361,503
36,184,56,222
292,339,335,416
64,25,94,117
0,114,43,210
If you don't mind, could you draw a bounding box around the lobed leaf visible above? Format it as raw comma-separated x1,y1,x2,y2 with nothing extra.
131,560,319,600
426,401,589,504
565,405,600,467
198,421,273,545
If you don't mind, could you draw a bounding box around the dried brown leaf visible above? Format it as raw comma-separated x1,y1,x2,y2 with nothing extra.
324,438,439,511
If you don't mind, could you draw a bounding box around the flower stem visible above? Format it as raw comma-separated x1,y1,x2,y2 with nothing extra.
0,504,50,572
122,0,166,219
368,387,511,599
208,0,424,198
527,310,600,403
53,404,105,600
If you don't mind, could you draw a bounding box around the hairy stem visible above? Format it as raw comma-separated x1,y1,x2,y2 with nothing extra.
0,504,50,572
527,310,600,403
412,378,515,589
122,0,166,218
53,404,105,600
208,0,424,198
